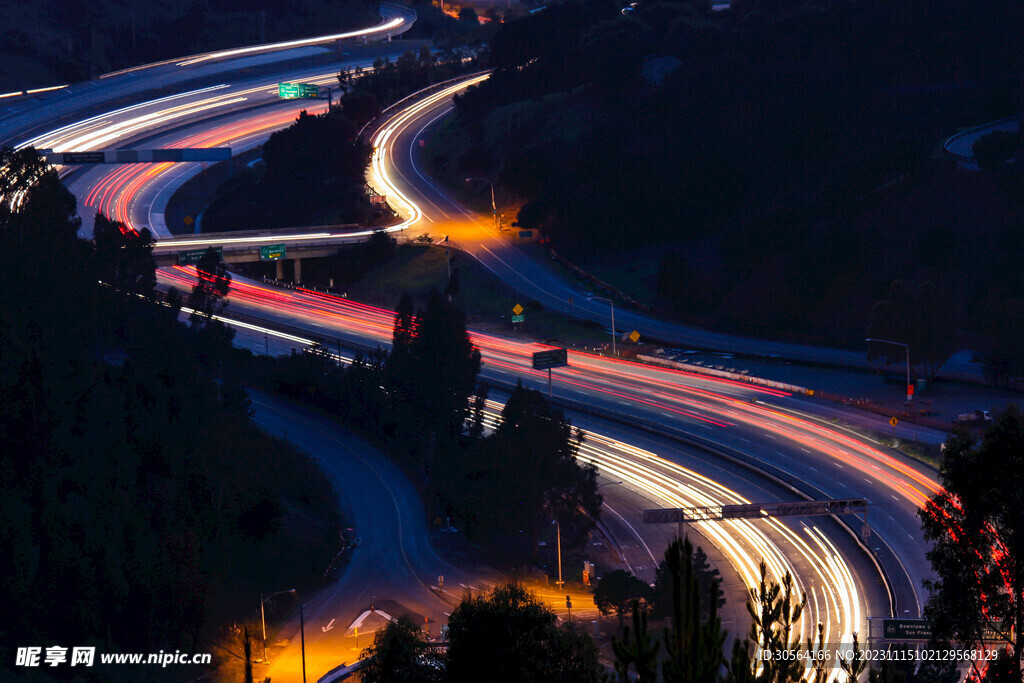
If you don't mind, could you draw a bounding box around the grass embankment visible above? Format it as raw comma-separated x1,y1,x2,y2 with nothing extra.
246,243,626,350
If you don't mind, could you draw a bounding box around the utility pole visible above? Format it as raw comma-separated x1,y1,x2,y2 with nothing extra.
300,604,307,683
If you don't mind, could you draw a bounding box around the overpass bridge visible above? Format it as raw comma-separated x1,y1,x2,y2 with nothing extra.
152,224,391,281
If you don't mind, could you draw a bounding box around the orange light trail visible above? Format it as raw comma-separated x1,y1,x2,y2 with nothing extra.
159,270,943,513
83,104,310,229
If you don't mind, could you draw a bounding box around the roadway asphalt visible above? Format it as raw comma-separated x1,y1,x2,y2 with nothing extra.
248,392,495,682
369,76,1001,388
5,32,959,673
174,273,935,626
0,3,416,149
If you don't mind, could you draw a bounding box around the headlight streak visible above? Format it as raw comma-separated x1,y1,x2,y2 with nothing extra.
68,61,928,671
479,400,860,680
367,75,490,230
18,84,233,150
83,105,313,229
157,269,884,681
173,18,406,66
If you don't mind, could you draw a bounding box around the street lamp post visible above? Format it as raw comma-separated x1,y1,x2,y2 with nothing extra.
866,338,912,403
465,177,498,231
260,589,295,664
588,295,616,356
556,521,563,588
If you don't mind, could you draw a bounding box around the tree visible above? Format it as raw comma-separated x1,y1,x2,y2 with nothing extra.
652,543,724,621
661,536,727,683
445,583,602,683
337,90,382,129
187,246,231,325
839,632,868,682
483,382,600,564
458,6,479,26
92,212,156,298
359,615,442,683
384,288,481,462
738,561,807,683
594,569,652,623
972,130,1021,173
919,407,1024,680
613,600,660,683
867,280,956,382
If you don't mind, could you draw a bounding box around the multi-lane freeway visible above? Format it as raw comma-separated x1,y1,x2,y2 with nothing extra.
2,16,951,682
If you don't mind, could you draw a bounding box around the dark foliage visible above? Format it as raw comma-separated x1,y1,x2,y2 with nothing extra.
0,148,342,672
651,543,724,622
446,583,602,683
359,615,443,683
203,110,372,231
429,0,1024,348
920,407,1024,680
594,569,652,620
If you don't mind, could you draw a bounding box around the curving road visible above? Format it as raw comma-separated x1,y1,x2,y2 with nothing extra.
2,29,952,680
367,74,985,382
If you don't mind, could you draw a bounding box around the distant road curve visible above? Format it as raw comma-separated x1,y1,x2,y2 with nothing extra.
943,113,1021,162
0,3,416,148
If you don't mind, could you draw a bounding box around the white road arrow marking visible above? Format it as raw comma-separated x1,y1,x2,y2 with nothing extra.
322,618,335,633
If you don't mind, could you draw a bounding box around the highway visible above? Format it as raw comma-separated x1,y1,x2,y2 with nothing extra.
167,270,934,623
0,3,416,149
247,392,496,682
1,23,950,680
366,74,987,382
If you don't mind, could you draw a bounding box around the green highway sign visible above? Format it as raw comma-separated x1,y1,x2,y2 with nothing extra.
532,348,568,370
511,314,524,323
278,82,320,99
260,243,287,261
177,247,223,266
881,619,1002,642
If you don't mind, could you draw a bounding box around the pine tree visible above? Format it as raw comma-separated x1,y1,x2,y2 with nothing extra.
613,600,660,683
662,536,727,683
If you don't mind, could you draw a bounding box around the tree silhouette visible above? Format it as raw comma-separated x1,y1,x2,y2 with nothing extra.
919,407,1024,680
613,600,660,683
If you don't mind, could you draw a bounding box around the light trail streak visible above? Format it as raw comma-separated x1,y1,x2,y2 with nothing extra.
174,18,405,66
367,74,490,230
44,59,932,676
477,401,861,680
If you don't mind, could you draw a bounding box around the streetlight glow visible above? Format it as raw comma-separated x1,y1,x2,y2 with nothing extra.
260,588,295,664
465,177,499,231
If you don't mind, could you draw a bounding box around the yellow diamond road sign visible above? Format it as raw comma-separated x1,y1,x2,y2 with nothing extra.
183,215,194,226
629,330,640,343
512,303,524,315
889,416,899,426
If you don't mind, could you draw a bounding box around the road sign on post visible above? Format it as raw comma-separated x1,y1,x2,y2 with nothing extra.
882,619,931,640
532,348,568,370
533,348,568,398
278,82,320,99
260,243,287,261
177,247,222,265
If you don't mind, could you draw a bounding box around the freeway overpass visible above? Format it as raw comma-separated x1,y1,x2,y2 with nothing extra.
152,224,389,278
